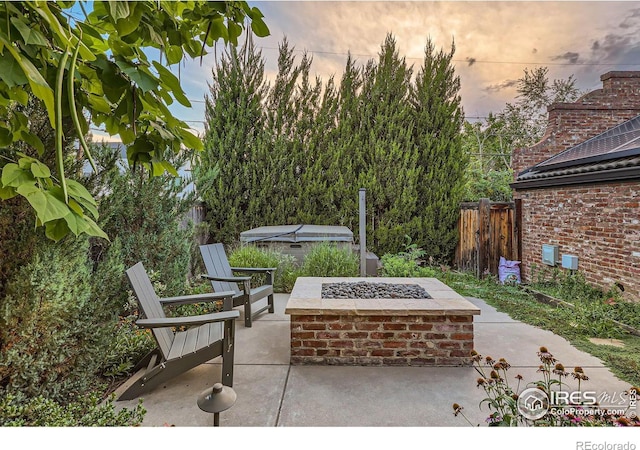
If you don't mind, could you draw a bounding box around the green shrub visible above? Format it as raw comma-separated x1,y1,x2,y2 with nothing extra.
0,239,115,404
299,242,359,277
228,245,298,293
529,267,640,336
380,238,427,277
101,314,155,379
89,143,196,306
0,392,145,426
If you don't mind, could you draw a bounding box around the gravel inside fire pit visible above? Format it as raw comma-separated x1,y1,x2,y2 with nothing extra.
321,281,431,299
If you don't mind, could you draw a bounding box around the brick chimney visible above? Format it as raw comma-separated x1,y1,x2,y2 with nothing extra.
511,71,640,175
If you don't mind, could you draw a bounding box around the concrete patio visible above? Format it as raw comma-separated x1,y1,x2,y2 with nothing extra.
114,293,634,427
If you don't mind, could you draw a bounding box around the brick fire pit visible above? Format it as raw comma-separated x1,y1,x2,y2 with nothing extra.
285,277,481,366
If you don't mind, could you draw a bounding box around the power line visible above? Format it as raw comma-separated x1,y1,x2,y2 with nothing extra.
256,45,640,68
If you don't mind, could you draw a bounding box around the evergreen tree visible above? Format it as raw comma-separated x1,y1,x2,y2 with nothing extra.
199,34,468,263
297,75,341,224
257,39,303,226
356,35,420,255
301,56,363,229
197,36,268,244
410,38,466,263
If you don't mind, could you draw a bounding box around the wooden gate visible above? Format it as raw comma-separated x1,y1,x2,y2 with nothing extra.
455,198,521,278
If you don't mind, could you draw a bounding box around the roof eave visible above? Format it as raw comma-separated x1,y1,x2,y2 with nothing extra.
511,166,640,190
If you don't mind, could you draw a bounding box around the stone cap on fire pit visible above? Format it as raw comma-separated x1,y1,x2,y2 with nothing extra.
285,277,481,316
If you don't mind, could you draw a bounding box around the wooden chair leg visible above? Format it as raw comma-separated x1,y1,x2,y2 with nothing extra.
243,298,252,327
268,293,275,313
221,318,235,386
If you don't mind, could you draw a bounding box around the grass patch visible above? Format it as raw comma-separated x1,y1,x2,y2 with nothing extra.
299,242,359,278
436,269,640,387
228,245,298,293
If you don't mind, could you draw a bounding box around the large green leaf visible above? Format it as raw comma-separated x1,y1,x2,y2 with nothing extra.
250,17,270,38
1,163,34,188
0,52,28,87
114,2,142,36
30,161,51,178
180,130,203,151
165,45,183,65
162,161,179,177
208,17,228,43
0,36,56,127
17,129,45,155
16,183,69,223
86,94,113,114
66,179,97,203
44,218,71,242
108,1,131,22
7,86,29,105
10,17,49,46
227,21,242,46
0,185,17,200
152,62,191,107
116,60,159,92
0,126,12,146
82,215,109,241
70,194,99,220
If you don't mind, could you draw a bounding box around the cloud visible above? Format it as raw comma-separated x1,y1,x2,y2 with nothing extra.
483,79,519,94
588,33,633,62
466,57,476,66
619,8,640,29
551,52,580,64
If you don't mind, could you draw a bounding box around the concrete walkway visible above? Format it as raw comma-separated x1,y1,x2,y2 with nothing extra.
114,294,633,427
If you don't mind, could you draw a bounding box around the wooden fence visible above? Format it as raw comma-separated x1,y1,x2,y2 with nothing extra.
455,198,522,278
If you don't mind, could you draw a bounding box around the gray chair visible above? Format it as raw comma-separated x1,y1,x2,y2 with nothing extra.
118,262,239,401
199,243,276,327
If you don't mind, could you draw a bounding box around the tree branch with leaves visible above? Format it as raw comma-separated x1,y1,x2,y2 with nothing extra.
0,1,269,241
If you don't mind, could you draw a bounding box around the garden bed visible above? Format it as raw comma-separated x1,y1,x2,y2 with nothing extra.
521,285,640,337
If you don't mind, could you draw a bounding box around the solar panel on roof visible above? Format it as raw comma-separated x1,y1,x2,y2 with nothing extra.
536,114,640,167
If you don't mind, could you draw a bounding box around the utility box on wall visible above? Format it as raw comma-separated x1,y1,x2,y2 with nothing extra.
542,244,559,266
562,254,579,270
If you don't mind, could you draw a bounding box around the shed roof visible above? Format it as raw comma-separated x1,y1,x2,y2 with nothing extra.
512,114,640,189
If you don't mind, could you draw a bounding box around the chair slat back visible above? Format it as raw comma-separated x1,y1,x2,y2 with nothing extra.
126,262,173,358
199,244,241,295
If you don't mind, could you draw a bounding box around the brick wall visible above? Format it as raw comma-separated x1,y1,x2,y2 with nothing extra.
516,181,640,300
512,71,640,301
290,313,474,366
512,71,640,175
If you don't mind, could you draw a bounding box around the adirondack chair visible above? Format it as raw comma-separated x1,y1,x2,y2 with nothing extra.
117,262,239,401
199,243,276,327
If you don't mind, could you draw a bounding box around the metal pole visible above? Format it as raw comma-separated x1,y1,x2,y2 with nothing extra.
359,188,366,277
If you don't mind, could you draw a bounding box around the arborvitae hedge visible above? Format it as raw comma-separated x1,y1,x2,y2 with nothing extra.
199,34,466,263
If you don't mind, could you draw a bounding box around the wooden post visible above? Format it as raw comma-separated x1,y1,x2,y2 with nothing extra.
477,198,491,278
514,198,523,262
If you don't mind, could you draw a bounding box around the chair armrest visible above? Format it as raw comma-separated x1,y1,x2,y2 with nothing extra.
136,310,240,328
200,274,251,282
231,267,277,273
159,291,236,306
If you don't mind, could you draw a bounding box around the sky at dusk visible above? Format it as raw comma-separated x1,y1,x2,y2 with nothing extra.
90,1,640,142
